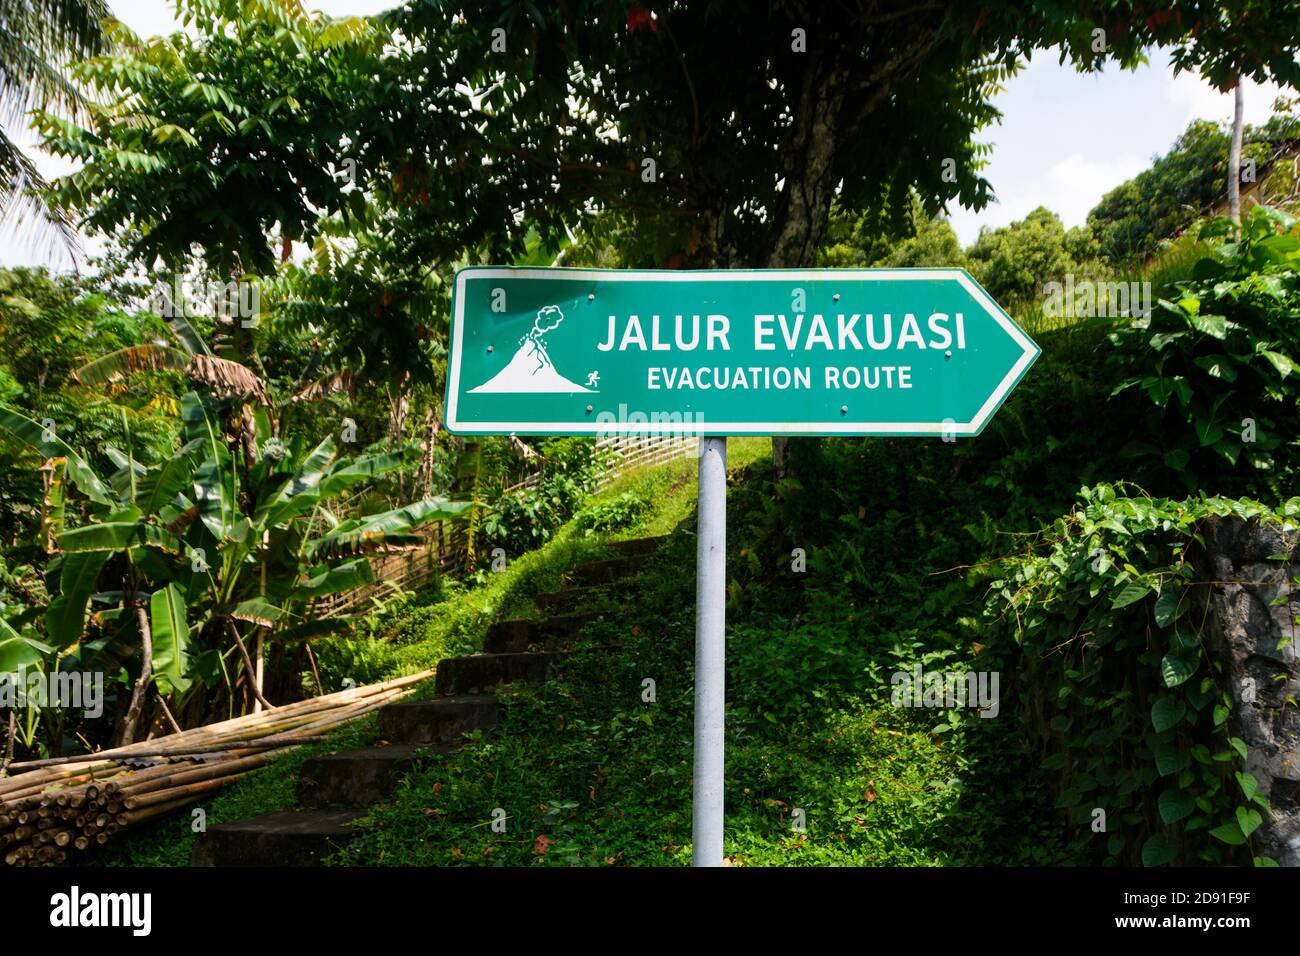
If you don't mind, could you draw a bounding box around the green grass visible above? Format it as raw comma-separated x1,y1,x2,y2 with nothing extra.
327,413,1079,866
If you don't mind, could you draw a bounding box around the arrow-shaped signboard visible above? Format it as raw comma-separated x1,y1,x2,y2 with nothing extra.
446,267,1039,437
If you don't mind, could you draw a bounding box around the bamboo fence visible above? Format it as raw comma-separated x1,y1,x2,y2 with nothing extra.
314,433,694,616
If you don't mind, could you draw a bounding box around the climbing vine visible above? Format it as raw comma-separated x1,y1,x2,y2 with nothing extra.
988,483,1299,866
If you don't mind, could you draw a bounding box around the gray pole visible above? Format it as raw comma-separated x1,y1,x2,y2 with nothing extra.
693,435,727,867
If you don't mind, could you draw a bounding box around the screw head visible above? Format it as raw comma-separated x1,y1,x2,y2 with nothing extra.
944,349,952,358
833,293,841,302
587,293,595,301
487,345,494,353
840,404,848,414
586,405,593,414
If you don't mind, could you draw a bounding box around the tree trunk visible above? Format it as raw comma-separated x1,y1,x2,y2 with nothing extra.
1229,80,1245,224
116,587,154,748
388,372,412,500
765,68,844,480
417,402,439,498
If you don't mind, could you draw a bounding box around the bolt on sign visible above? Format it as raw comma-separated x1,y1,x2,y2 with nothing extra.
444,267,1040,437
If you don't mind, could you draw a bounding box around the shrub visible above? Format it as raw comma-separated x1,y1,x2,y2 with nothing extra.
572,491,650,536
481,437,606,556
1107,206,1300,499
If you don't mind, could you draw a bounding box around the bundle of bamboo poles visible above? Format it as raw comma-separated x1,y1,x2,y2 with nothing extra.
0,670,431,867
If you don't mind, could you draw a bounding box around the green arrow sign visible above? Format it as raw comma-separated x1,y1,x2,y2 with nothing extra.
445,267,1039,437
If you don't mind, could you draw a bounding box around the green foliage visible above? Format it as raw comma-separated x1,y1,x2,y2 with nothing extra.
480,438,605,558
0,389,468,744
1088,112,1297,264
309,636,400,691
988,483,1296,865
819,195,968,270
966,206,1104,304
1108,206,1300,498
572,492,650,537
38,0,385,274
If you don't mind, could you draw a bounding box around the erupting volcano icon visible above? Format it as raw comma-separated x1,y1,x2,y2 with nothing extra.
469,304,595,393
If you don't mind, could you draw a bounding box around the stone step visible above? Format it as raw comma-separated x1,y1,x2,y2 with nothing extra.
297,743,445,808
434,651,559,696
189,809,363,867
379,695,501,745
571,555,643,586
533,585,608,613
484,613,594,653
605,535,668,556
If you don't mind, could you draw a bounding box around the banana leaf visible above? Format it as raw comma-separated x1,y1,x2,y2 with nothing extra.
307,497,469,558
57,521,183,554
72,344,190,386
316,450,405,498
272,618,353,643
229,598,284,627
167,315,212,356
150,583,191,694
44,550,110,649
182,392,238,540
0,623,52,672
0,405,113,505
294,556,374,598
137,440,201,515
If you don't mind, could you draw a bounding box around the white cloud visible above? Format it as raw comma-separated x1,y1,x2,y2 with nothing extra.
1164,70,1287,127
1043,152,1148,223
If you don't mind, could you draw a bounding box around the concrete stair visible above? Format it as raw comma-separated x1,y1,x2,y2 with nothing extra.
378,695,501,744
298,743,450,808
533,584,609,613
190,535,667,866
606,535,667,556
190,809,364,867
433,651,559,696
571,555,643,586
484,613,594,653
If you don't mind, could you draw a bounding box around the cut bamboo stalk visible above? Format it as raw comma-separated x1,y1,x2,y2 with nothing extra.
123,772,250,811
120,795,202,827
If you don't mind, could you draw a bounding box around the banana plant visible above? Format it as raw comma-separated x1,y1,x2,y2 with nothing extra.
0,391,469,739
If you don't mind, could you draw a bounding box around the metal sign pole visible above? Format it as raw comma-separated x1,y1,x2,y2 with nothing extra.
692,435,727,867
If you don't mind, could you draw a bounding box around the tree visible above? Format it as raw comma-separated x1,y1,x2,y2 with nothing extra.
368,1,1300,471
1087,102,1300,263
1229,79,1245,223
0,388,469,744
0,0,110,254
966,207,1102,303
40,0,1300,474
819,195,968,269
38,0,383,277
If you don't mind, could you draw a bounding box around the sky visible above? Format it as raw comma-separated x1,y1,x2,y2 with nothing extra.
0,1,1291,268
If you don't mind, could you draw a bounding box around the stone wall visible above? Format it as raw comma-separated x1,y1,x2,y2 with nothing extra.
1198,516,1300,866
